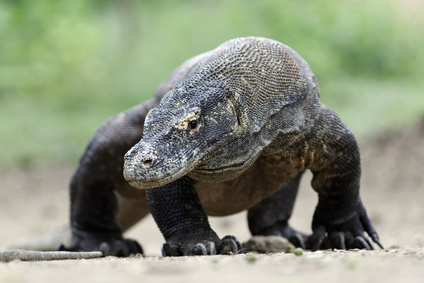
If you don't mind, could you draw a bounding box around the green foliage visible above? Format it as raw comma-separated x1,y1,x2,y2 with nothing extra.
0,0,423,167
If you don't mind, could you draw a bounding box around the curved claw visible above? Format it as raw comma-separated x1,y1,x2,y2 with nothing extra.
360,212,384,249
161,243,182,257
289,233,306,249
308,226,326,251
192,243,207,255
352,236,371,250
330,232,346,250
365,236,375,250
218,235,241,254
205,242,217,255
374,239,384,249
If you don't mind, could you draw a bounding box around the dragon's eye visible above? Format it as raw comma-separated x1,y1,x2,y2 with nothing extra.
188,120,198,130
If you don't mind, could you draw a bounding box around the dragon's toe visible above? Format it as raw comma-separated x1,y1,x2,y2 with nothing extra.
58,230,143,257
99,238,143,257
161,234,242,257
218,235,242,254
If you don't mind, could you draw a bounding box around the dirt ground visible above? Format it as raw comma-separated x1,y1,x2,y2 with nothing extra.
0,119,423,282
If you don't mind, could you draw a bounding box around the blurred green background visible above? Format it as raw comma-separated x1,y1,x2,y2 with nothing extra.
1,0,423,168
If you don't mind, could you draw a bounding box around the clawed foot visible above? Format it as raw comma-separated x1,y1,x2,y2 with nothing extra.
254,213,383,252
57,229,143,257
309,207,383,251
307,228,381,251
161,235,242,256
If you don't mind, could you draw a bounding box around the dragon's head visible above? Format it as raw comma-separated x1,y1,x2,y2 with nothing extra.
123,80,249,189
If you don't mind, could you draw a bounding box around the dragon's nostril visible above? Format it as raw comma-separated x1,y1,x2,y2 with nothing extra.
142,157,153,168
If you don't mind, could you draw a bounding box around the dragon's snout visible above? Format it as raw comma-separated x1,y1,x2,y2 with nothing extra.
123,144,155,186
123,141,188,189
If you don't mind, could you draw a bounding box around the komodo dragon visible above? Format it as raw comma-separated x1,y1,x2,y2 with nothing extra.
57,37,382,257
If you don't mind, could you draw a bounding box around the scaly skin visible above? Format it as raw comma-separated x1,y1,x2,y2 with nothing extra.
61,37,382,257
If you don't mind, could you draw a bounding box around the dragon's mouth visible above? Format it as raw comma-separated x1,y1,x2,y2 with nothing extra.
124,154,198,189
126,178,170,190
125,167,185,189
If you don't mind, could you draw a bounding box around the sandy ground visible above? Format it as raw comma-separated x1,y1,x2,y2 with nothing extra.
0,119,423,282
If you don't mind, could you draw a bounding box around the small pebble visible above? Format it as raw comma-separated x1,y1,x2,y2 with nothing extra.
245,252,259,263
293,248,303,256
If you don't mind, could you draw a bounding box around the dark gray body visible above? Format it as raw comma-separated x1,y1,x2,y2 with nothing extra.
60,37,382,256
